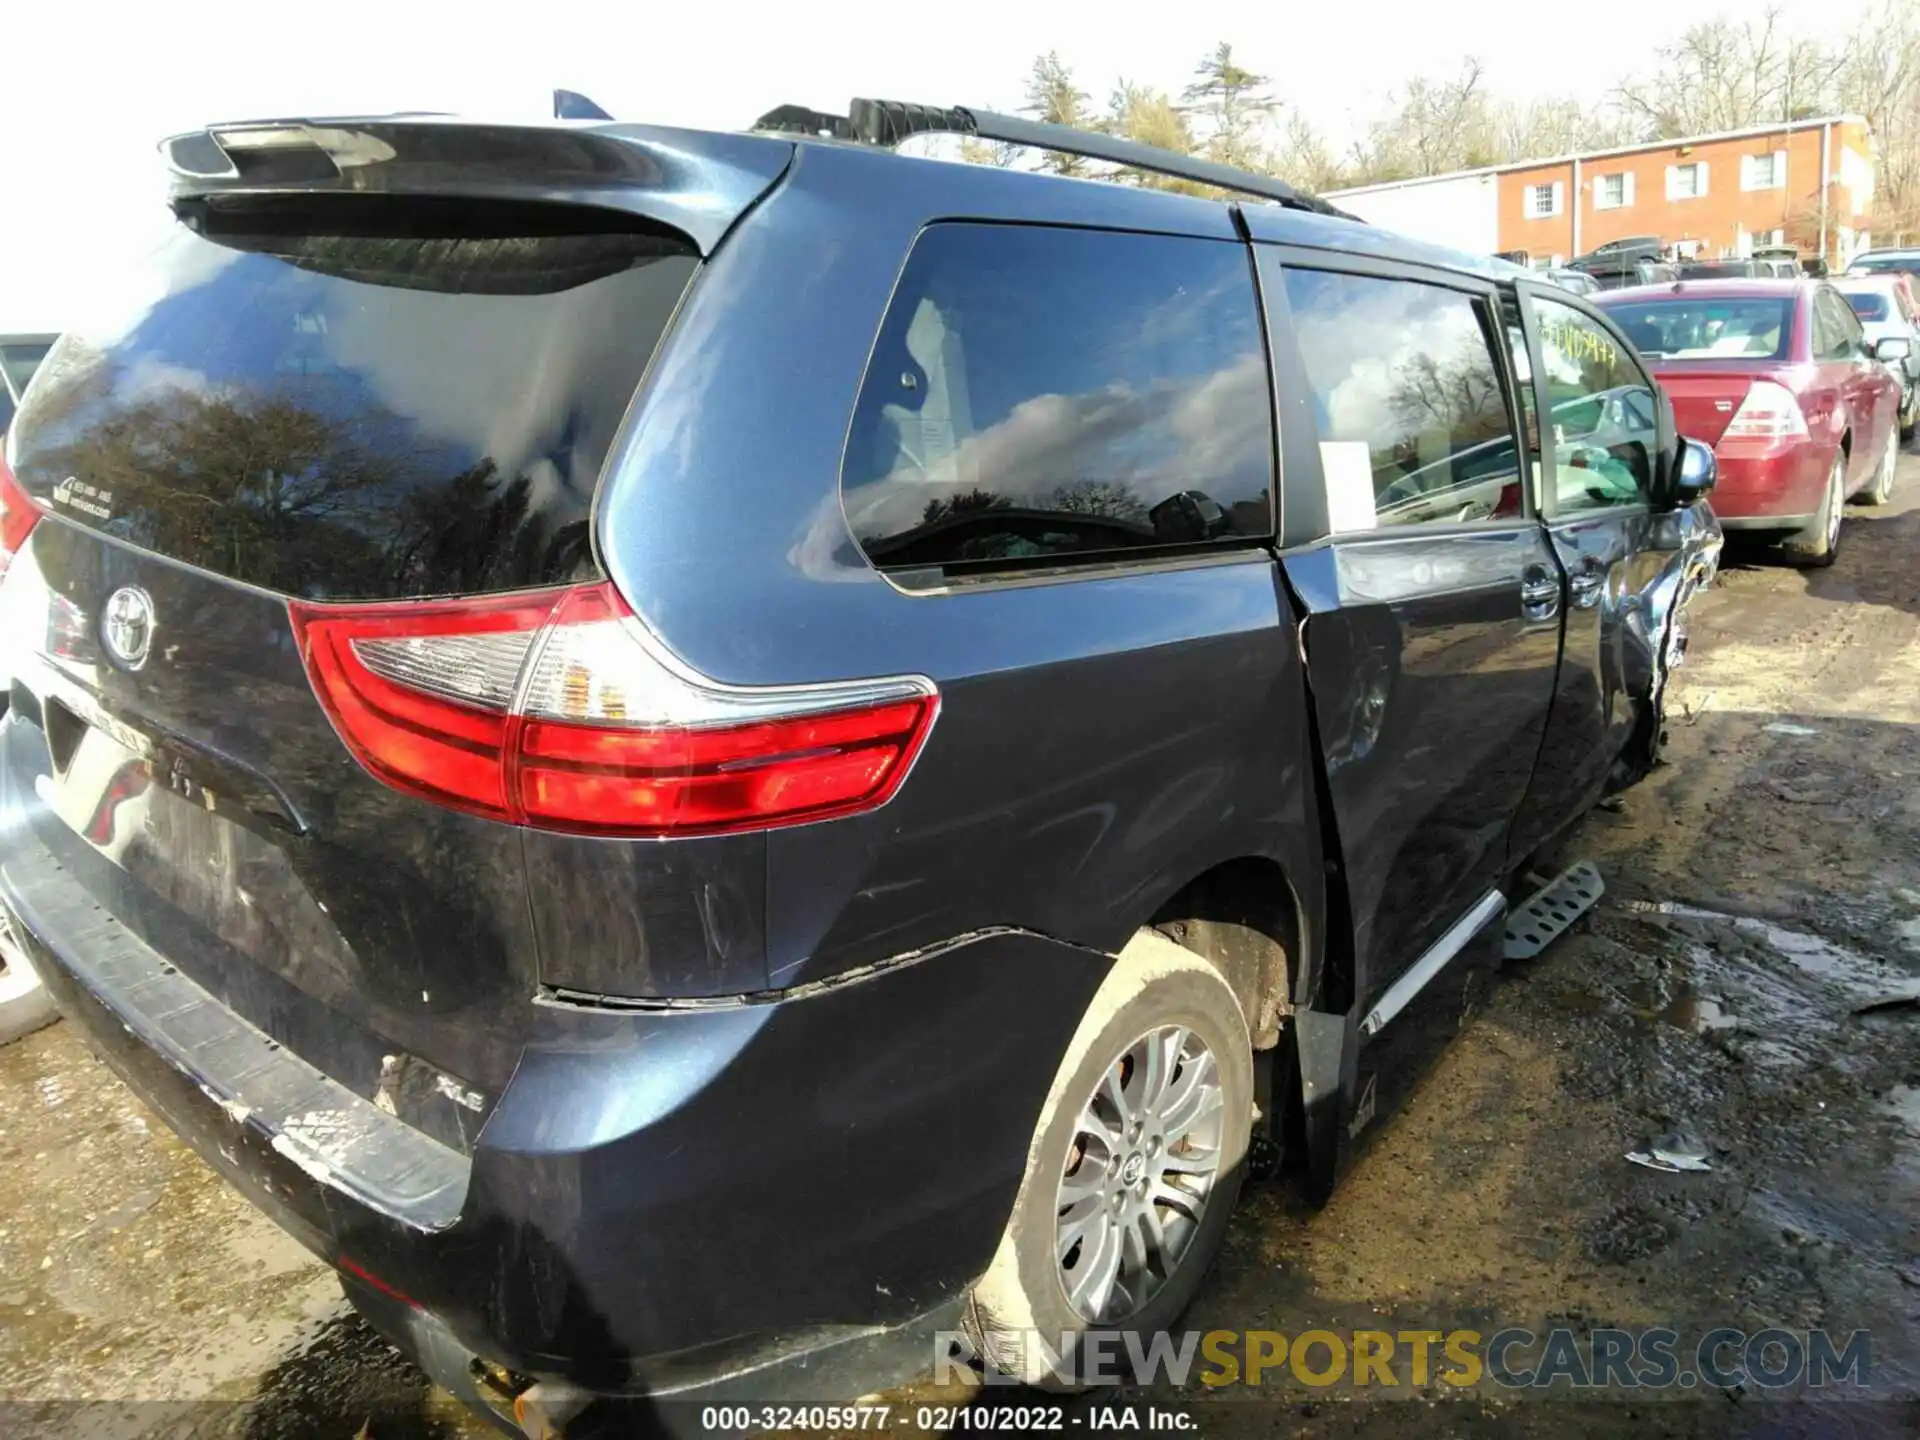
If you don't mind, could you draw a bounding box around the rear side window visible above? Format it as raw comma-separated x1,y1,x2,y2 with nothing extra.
1282,268,1522,531
1813,289,1860,360
9,197,698,600
1845,291,1891,322
841,224,1273,582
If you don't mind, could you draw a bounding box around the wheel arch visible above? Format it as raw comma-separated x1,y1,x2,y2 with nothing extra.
1147,855,1307,1052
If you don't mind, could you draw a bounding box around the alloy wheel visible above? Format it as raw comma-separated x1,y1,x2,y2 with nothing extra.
1053,1025,1226,1324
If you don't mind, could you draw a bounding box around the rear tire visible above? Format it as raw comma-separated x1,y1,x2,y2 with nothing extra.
967,932,1253,1388
1864,431,1899,506
1902,384,1917,443
1783,451,1846,567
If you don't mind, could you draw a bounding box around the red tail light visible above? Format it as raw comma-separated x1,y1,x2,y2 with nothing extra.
1720,380,1810,441
0,455,42,581
288,582,938,837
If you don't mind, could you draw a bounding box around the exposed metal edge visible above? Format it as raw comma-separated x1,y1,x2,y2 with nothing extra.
1359,890,1505,1037
537,925,1087,1013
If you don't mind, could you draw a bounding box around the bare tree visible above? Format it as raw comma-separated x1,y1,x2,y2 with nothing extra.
1494,97,1636,161
1836,0,1920,240
1105,80,1207,192
1182,42,1278,170
958,136,1021,169
1615,7,1844,138
1270,109,1345,192
1350,59,1496,181
1023,53,1098,177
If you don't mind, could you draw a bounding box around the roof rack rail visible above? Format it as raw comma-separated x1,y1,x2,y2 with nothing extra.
752,97,1358,220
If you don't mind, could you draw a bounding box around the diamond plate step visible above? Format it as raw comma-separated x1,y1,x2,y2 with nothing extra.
1504,860,1604,960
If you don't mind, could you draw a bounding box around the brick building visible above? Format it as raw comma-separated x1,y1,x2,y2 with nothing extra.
1327,116,1877,270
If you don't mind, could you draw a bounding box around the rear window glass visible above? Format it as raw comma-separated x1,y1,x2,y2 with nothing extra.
840,223,1273,582
8,197,697,600
1843,291,1892,321
1602,297,1792,360
1850,255,1920,276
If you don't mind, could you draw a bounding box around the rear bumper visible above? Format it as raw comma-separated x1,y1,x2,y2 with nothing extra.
1708,437,1831,523
1,783,1106,1403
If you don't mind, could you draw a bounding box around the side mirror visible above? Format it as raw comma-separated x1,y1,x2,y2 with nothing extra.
1876,335,1913,362
1674,437,1717,505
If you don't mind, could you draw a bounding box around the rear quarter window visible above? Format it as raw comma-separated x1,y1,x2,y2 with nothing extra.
9,197,698,600
840,223,1273,585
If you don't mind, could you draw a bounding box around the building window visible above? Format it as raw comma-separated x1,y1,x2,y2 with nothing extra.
1527,181,1564,219
1742,151,1786,191
1594,172,1634,210
1667,161,1708,200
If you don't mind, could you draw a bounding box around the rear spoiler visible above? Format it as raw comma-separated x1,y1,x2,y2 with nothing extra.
157,118,794,255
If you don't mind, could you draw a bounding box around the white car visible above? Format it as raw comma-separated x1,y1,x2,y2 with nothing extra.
1836,276,1920,439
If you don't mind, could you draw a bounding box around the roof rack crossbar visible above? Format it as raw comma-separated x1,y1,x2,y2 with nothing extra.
753,97,1359,221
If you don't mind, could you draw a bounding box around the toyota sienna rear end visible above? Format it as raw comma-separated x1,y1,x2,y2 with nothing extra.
0,116,1136,1426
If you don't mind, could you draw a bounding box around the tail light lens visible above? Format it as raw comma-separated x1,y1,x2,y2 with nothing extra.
1720,380,1810,441
288,582,938,837
0,454,42,581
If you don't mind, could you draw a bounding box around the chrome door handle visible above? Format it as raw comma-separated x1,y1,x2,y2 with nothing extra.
1568,570,1606,608
1520,573,1561,620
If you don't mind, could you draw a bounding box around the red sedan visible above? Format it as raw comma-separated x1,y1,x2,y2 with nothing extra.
1598,278,1908,565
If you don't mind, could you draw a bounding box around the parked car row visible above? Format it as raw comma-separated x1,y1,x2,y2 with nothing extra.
1599,276,1907,565
0,98,1724,1431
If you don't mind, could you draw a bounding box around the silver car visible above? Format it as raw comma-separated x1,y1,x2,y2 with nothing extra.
1836,276,1920,438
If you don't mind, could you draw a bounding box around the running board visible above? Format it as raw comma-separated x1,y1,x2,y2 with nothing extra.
1360,890,1505,1036
1503,860,1604,960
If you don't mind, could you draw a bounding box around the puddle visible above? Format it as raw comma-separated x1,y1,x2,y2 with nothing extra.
1610,970,1740,1032
1652,987,1739,1033
1579,901,1920,1071
1620,901,1896,989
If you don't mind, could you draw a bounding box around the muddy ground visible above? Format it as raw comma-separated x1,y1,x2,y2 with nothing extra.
4,463,1920,1439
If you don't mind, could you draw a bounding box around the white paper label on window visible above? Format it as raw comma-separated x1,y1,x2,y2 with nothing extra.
1319,441,1379,534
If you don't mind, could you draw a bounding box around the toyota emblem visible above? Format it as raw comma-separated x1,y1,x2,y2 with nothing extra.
101,586,156,669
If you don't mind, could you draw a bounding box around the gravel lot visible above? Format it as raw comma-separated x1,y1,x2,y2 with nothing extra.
4,460,1920,1438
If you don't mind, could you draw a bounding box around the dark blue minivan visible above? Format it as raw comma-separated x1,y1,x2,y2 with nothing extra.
0,100,1721,1432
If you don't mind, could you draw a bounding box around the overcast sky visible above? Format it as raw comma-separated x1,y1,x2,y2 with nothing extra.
0,0,1869,331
